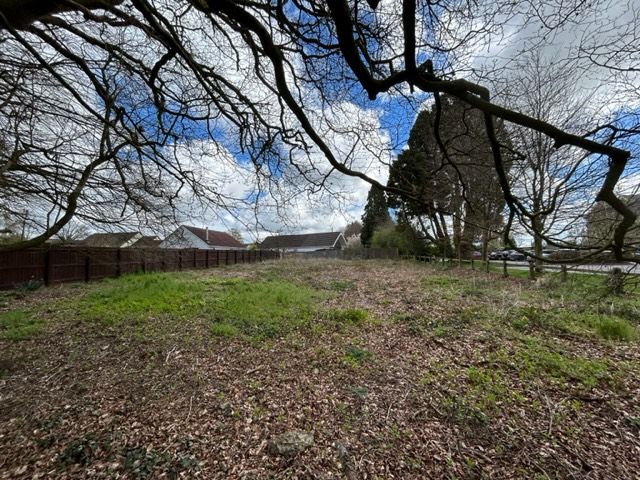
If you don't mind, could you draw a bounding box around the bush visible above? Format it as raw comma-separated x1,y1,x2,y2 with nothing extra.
371,224,424,255
595,316,636,341
14,278,43,297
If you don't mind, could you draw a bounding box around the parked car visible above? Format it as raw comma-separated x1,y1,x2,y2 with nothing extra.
488,251,503,260
507,251,528,261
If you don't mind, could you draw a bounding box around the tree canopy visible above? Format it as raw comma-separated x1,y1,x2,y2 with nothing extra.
361,185,391,247
388,95,509,257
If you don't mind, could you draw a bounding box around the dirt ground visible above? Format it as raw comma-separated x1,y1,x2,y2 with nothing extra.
1,259,639,479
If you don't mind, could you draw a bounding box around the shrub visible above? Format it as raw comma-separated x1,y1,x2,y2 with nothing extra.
14,278,43,297
595,316,636,341
371,223,424,255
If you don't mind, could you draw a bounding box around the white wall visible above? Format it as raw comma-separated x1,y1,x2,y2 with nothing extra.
159,226,209,249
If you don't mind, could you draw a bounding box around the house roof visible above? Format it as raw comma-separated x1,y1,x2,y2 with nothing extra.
81,232,140,248
183,226,243,248
131,236,162,248
260,232,344,250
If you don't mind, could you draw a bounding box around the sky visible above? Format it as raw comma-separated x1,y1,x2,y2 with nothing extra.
30,0,638,244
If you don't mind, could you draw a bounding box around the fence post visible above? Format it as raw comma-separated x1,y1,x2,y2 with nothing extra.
141,251,146,273
216,250,220,266
471,258,475,270
84,254,91,283
43,250,51,286
528,259,535,280
502,259,508,278
116,248,121,277
178,251,182,271
206,250,210,268
561,264,567,282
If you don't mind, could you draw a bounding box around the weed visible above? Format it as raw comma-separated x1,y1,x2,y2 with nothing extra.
342,346,373,366
122,447,162,478
14,278,43,297
593,316,636,341
325,308,368,327
624,416,640,432
349,386,369,400
507,338,610,388
58,436,98,466
0,310,44,340
330,280,354,291
210,323,239,338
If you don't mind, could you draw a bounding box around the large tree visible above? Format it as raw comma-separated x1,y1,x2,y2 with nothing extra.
361,185,391,247
388,95,508,258
0,1,638,261
497,52,611,269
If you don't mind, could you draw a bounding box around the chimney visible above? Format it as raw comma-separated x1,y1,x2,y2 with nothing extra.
205,227,209,242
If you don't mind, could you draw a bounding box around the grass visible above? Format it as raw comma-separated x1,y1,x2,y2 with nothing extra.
64,272,337,341
202,277,321,340
594,316,637,340
0,310,44,340
78,272,205,326
505,306,637,341
492,337,611,389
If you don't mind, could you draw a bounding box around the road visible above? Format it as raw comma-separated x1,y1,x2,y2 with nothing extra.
490,260,640,275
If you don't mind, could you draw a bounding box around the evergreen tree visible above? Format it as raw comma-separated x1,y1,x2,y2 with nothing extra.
361,185,391,246
387,95,510,258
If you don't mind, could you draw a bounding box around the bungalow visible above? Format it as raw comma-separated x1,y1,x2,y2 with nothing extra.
260,231,347,253
131,235,162,248
159,225,244,250
81,231,143,248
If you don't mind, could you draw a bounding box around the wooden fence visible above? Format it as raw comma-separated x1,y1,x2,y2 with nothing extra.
0,247,278,290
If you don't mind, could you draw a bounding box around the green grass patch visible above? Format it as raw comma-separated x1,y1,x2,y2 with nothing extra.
0,310,44,340
324,308,368,327
494,338,610,389
79,272,205,326
505,306,637,341
71,272,326,341
210,323,240,338
203,278,322,340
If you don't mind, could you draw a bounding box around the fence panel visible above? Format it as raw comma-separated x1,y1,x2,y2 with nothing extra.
49,248,86,284
88,249,119,280
0,249,46,289
0,246,278,290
